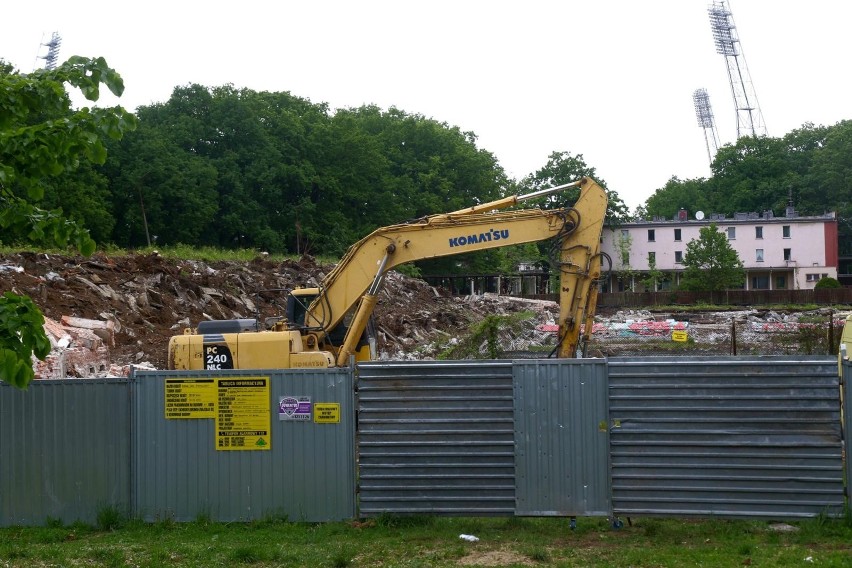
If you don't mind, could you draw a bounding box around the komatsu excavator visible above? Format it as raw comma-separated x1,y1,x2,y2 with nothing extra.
168,177,609,370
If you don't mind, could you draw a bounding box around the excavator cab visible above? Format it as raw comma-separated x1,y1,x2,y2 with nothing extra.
287,287,375,363
286,288,318,330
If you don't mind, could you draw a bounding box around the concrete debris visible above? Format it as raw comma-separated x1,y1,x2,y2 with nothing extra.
0,251,844,378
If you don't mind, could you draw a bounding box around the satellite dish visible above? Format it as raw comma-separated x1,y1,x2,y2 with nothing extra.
695,211,705,220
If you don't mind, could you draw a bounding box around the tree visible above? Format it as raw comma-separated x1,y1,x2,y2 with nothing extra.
641,254,667,292
613,230,636,291
679,223,745,292
521,150,630,225
814,276,841,289
0,57,136,388
643,176,711,220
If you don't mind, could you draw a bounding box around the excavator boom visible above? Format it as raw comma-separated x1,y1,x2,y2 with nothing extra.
308,177,608,363
168,177,608,370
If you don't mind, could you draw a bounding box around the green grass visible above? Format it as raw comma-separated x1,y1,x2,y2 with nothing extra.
1,515,850,567
0,243,341,265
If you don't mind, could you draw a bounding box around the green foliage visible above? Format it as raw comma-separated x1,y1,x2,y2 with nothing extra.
679,223,745,292
0,56,136,199
642,121,852,256
393,263,422,278
3,516,852,567
612,230,636,289
643,176,711,220
439,311,536,359
0,56,135,388
0,292,51,388
0,197,96,254
111,92,510,257
815,276,842,289
229,546,270,564
641,254,667,292
521,150,630,225
373,513,435,528
95,505,125,532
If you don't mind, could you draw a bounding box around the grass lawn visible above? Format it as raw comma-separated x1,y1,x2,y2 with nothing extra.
1,513,851,567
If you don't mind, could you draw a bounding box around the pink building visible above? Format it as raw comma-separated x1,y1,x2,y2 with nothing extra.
600,208,838,292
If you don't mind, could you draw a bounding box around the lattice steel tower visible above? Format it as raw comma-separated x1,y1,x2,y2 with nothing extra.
693,88,721,165
40,31,61,70
708,1,766,139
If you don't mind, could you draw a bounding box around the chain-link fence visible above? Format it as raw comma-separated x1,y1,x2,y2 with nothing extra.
586,315,845,357
437,311,847,359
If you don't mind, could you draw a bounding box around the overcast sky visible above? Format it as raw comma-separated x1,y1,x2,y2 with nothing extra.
3,1,849,211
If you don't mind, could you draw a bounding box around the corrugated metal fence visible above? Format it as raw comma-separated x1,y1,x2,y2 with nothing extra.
357,361,517,516
133,369,355,523
0,379,131,526
1,357,847,525
513,360,610,517
357,360,612,518
609,357,845,519
0,369,355,526
844,360,852,508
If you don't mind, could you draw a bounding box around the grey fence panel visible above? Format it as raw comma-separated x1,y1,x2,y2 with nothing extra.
133,368,355,522
357,361,516,516
514,360,611,517
609,356,844,519
844,360,852,506
0,379,131,526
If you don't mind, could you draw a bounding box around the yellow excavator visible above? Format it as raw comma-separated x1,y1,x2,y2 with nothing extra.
168,177,609,370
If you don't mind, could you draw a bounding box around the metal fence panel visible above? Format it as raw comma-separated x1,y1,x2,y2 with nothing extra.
513,360,611,516
357,361,515,516
609,356,844,519
844,360,852,506
133,368,355,522
0,380,131,526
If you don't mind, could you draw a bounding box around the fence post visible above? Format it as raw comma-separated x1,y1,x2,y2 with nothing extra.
731,320,737,355
828,310,834,355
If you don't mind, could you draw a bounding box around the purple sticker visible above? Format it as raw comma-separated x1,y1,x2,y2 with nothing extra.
279,396,311,421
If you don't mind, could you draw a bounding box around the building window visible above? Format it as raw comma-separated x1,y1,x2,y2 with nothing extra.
755,226,763,239
751,275,770,289
782,225,791,238
806,273,820,282
648,251,655,264
727,227,736,239
775,275,786,289
621,229,629,238
648,229,655,242
783,248,791,261
674,228,681,241
756,249,764,262
674,250,683,263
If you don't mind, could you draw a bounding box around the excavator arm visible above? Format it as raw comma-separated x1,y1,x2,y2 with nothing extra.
305,177,608,365
168,178,608,370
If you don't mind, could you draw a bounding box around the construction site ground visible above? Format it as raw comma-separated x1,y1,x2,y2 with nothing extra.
0,252,846,379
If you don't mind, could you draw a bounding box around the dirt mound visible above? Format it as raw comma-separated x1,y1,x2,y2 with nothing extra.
1,252,552,376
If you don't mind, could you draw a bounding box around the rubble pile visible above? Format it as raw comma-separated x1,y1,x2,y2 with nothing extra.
1,252,558,378
2,252,844,378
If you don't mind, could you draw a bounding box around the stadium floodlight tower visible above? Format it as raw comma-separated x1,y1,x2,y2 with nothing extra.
707,1,766,139
40,31,61,70
693,88,721,165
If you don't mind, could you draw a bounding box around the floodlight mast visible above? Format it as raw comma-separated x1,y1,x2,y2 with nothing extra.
39,32,61,70
693,88,721,165
707,1,766,139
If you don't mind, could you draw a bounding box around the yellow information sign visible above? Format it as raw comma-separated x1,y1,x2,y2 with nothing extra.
314,403,340,424
672,330,689,342
165,378,216,419
216,377,271,451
